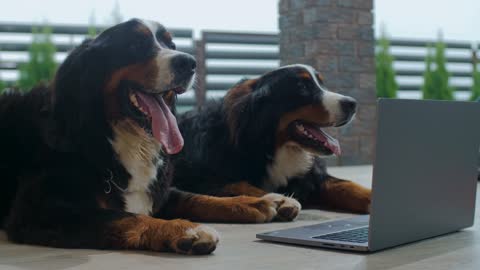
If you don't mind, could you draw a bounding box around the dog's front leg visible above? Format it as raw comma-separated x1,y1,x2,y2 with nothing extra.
215,181,268,197
7,202,218,254
158,188,301,222
314,176,371,214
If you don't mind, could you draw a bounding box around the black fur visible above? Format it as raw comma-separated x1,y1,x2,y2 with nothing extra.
173,67,329,202
173,65,369,212
0,19,191,249
174,100,270,192
173,99,329,205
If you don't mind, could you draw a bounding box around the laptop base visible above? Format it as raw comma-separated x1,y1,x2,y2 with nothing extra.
256,215,370,252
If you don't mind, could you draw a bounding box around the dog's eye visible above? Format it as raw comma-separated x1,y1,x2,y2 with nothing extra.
314,71,324,84
155,30,176,50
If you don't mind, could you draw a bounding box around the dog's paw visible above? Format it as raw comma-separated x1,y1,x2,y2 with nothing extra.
322,179,371,214
212,194,301,223
261,193,302,222
349,187,371,214
169,223,220,255
360,190,372,214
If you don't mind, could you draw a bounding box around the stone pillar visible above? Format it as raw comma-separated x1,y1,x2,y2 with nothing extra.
194,39,206,108
279,0,376,165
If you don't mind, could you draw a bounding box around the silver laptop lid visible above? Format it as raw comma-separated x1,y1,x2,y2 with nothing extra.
369,99,480,251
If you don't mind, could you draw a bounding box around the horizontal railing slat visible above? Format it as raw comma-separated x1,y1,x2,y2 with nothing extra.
0,42,194,54
390,39,472,49
206,82,236,90
203,32,278,45
0,43,74,52
177,96,197,105
396,69,473,77
399,83,471,91
0,62,21,70
177,91,226,105
207,66,273,75
206,50,279,60
393,55,473,63
0,23,193,38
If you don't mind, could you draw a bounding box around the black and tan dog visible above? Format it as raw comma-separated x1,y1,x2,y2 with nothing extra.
0,19,300,255
173,64,371,214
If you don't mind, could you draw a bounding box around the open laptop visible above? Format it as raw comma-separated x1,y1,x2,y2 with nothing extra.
257,99,480,252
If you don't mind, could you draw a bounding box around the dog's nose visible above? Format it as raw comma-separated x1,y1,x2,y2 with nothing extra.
340,97,357,115
335,97,357,127
171,54,197,75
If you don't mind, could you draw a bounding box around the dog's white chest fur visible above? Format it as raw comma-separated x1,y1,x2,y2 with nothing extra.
265,142,314,190
111,120,163,215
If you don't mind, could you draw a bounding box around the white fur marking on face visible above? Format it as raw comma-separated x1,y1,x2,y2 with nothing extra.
141,19,158,39
302,65,346,124
140,20,196,93
187,73,196,92
111,120,163,215
321,90,346,124
265,142,314,190
155,48,177,88
280,64,347,124
139,20,175,89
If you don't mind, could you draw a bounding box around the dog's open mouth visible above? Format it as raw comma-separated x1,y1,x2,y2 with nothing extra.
128,90,183,154
289,120,341,156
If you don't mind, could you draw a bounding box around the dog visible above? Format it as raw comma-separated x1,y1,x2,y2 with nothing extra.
0,19,301,255
173,64,371,214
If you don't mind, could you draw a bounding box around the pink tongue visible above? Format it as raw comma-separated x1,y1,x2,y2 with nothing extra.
135,92,184,154
305,126,341,156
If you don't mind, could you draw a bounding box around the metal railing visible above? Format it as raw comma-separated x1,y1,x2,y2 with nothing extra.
1,22,479,110
191,31,279,108
388,39,478,96
0,22,194,70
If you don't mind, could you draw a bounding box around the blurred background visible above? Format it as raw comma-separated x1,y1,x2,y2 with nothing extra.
0,0,478,165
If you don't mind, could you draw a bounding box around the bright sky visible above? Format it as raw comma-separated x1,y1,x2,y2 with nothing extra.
0,0,478,41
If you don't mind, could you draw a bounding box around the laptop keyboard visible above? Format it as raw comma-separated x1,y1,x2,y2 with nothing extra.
313,227,369,243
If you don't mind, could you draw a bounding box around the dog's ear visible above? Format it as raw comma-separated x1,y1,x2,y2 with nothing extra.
224,79,258,144
224,78,275,146
224,77,283,154
52,38,110,152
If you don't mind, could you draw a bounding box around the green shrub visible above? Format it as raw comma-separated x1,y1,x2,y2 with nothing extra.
422,46,435,99
17,26,57,91
376,33,398,98
422,38,454,100
0,79,4,94
471,56,480,101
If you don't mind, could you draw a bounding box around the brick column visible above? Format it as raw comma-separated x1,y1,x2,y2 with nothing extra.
194,39,206,108
279,0,376,165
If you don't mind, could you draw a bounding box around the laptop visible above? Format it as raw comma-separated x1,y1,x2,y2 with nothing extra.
257,99,480,252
